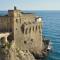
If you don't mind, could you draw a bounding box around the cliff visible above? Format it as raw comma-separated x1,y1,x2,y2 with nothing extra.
0,7,50,60
0,33,49,60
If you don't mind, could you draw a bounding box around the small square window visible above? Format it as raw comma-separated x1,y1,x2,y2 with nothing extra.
29,27,31,33
24,41,27,44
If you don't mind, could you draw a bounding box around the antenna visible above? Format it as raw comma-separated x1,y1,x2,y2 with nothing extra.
13,0,17,10
13,0,16,7
10,0,16,9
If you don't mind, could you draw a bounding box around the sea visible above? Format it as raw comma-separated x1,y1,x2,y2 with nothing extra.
34,11,60,60
0,11,60,60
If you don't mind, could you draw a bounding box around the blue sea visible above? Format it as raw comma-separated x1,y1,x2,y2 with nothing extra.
0,11,60,60
34,11,60,60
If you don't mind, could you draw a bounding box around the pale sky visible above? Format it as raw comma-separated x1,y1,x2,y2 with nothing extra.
0,0,60,10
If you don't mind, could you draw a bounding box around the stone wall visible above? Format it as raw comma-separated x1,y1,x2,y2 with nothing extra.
0,16,13,32
0,7,45,60
12,8,44,56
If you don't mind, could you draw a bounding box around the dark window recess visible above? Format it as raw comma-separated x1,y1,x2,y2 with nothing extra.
16,19,18,22
29,27,31,33
7,33,14,43
31,39,33,42
36,26,37,31
25,28,28,34
21,24,24,33
24,41,27,44
33,26,34,31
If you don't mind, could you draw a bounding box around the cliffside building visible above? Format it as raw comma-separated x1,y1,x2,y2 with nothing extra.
0,7,43,53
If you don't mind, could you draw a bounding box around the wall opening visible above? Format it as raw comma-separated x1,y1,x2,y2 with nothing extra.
21,24,24,33
16,19,18,23
25,28,28,34
31,39,33,42
29,27,31,33
33,26,34,31
24,41,27,44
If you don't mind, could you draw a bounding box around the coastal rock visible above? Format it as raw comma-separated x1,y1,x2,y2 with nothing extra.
0,39,35,60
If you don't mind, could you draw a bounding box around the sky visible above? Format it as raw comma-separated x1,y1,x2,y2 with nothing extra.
0,0,60,10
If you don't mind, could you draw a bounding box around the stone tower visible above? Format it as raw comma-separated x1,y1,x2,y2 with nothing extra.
11,7,43,53
8,6,43,54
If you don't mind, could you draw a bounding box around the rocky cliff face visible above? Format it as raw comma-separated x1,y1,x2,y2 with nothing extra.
0,39,36,60
0,33,49,60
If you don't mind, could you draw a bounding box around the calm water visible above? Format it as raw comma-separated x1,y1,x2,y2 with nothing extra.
34,11,60,60
0,11,60,60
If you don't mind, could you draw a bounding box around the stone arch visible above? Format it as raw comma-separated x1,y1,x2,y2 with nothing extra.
21,24,25,33
7,33,14,43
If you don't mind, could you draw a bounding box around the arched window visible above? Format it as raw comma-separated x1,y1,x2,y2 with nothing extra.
25,28,28,34
31,39,33,42
29,27,31,33
16,19,18,23
21,24,24,33
36,26,37,31
33,26,34,31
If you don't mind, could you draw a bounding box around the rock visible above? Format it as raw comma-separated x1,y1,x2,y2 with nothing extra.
0,40,36,60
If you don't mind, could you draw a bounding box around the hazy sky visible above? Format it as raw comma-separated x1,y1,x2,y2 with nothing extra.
0,0,60,10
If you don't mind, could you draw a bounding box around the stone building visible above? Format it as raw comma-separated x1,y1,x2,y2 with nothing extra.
0,7,44,59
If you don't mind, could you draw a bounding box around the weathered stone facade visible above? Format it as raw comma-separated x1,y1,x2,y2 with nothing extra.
0,7,46,60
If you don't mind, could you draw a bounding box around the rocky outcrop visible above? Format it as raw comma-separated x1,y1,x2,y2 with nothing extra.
0,33,50,60
0,37,36,60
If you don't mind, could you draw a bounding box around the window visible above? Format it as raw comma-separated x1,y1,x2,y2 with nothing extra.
16,19,18,23
33,26,34,31
29,27,31,33
36,26,37,31
24,41,27,44
31,39,33,42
